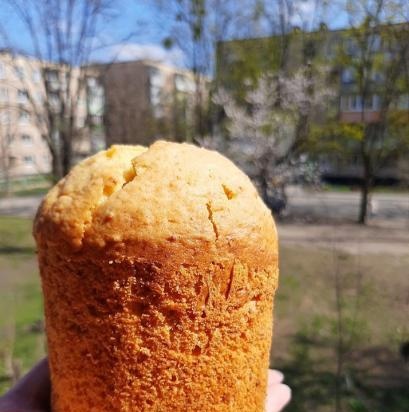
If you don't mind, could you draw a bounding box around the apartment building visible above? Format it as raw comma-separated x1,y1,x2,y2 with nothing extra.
95,60,207,146
0,52,51,179
0,51,104,182
216,25,409,183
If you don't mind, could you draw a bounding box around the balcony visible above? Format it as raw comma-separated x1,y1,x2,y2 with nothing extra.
340,111,381,123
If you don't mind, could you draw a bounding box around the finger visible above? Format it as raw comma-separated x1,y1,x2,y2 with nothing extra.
266,383,292,412
5,358,51,410
268,369,284,385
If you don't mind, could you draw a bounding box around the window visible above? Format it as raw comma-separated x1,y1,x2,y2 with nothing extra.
364,96,374,110
15,65,25,80
0,87,9,102
8,156,17,167
35,92,43,104
21,134,33,144
325,38,337,58
19,110,30,124
0,62,4,79
340,96,349,111
341,94,380,112
45,70,59,83
175,74,195,93
371,71,383,82
87,78,104,116
92,115,103,125
341,68,355,84
149,67,165,117
340,95,359,111
369,34,381,52
17,89,29,104
23,155,34,164
0,111,10,124
345,38,358,56
372,95,381,110
48,92,60,110
350,95,362,111
224,48,240,65
397,94,409,110
6,134,13,144
87,77,97,88
32,69,41,83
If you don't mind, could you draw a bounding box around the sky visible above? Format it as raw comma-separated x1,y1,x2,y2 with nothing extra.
0,1,182,64
0,0,349,69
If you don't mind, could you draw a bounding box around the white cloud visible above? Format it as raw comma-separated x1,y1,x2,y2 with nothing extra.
291,0,317,27
98,43,186,67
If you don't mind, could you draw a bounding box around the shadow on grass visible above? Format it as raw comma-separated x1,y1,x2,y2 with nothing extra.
0,246,35,255
273,333,409,412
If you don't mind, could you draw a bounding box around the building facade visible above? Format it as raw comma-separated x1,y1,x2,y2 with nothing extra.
0,53,51,179
1,53,208,183
217,25,409,184
0,51,104,183
96,60,206,147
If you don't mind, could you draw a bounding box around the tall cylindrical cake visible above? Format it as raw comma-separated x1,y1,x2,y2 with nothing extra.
34,141,279,412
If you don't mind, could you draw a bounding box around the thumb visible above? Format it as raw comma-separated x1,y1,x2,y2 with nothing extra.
1,358,51,412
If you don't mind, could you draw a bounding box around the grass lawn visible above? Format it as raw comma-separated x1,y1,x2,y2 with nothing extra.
0,216,408,411
274,246,409,412
13,187,50,197
0,175,51,197
0,217,44,393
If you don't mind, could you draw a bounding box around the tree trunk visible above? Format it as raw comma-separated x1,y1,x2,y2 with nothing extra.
334,256,344,412
194,76,204,140
2,166,11,197
258,172,269,203
358,156,372,225
61,133,73,177
257,151,272,205
51,148,63,183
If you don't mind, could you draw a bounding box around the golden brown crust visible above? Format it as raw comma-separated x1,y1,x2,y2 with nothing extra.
34,141,278,412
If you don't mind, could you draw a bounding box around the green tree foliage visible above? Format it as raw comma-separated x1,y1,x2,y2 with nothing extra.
156,0,251,139
310,6,409,223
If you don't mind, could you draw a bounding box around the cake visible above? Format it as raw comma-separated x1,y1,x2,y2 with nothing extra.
34,141,279,411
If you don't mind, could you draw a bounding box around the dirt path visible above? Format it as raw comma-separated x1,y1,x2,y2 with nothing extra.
1,193,408,255
278,220,409,255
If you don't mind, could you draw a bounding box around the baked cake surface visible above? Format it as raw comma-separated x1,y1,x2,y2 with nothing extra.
34,141,279,412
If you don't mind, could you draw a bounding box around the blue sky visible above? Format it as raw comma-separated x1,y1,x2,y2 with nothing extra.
0,2,170,56
0,0,348,68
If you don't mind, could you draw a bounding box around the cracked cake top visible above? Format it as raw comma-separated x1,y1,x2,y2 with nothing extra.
34,141,276,258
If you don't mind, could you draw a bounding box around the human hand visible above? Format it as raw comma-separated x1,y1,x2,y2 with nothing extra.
266,369,291,411
0,359,290,412
0,358,50,412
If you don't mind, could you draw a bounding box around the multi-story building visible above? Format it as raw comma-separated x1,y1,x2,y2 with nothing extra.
95,60,207,147
0,50,104,183
0,52,51,179
217,25,409,184
1,52,208,184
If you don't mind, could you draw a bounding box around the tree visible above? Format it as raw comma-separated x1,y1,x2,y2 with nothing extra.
0,111,17,195
252,0,330,66
213,66,334,211
0,0,115,180
212,0,335,212
213,1,334,177
155,0,252,139
330,0,409,223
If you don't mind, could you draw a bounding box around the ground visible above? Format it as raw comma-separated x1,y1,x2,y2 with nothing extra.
0,189,408,411
273,240,409,412
285,186,409,223
1,187,409,221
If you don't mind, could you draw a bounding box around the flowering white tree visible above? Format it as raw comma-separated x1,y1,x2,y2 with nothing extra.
212,66,335,212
